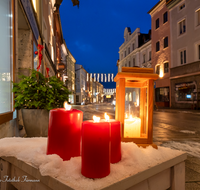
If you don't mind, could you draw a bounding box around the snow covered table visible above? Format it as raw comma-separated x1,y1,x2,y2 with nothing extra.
0,138,187,190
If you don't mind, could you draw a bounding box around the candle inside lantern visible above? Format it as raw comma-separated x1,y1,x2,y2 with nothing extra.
103,113,121,164
47,101,83,161
124,115,141,138
81,115,110,178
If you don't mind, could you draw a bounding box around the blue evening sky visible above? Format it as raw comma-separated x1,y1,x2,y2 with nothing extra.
59,0,159,88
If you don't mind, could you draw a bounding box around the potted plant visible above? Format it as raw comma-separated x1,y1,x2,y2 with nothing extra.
12,70,70,137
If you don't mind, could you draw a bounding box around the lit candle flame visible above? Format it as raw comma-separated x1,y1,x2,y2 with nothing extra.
64,101,72,110
129,115,133,119
104,112,109,121
125,114,128,118
93,115,100,122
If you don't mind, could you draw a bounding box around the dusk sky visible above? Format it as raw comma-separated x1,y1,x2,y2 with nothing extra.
59,0,159,88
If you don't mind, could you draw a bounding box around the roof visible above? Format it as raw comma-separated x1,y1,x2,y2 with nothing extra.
148,1,162,14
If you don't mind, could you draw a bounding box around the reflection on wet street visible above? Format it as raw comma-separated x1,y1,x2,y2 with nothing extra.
73,103,200,145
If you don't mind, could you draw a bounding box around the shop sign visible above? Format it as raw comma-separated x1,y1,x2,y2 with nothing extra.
175,82,196,90
20,0,39,41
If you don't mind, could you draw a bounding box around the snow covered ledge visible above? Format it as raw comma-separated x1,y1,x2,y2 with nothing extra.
0,138,187,190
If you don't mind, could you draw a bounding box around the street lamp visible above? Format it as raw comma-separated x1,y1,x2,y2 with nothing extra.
114,67,158,148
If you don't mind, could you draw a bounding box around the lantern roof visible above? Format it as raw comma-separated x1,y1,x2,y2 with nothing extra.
114,67,159,83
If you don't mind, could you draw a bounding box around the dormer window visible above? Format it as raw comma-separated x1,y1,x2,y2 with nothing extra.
179,3,185,11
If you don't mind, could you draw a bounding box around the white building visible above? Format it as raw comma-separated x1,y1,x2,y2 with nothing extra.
118,28,152,72
167,0,200,109
168,0,200,68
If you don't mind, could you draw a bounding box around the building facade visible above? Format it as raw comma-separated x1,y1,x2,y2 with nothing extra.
0,0,77,129
149,0,171,107
75,64,87,105
95,81,104,103
65,46,76,104
167,0,200,109
118,28,151,72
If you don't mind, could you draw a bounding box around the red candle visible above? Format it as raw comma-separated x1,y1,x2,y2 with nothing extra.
81,116,111,178
47,103,83,161
110,120,121,163
104,113,121,164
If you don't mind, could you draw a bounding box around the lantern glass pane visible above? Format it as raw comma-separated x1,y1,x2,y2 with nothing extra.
124,87,147,138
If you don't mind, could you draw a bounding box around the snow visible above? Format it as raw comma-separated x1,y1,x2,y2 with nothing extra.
0,137,184,190
162,141,200,158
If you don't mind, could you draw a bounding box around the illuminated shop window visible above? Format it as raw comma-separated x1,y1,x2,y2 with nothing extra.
155,87,169,102
0,0,13,113
175,82,197,102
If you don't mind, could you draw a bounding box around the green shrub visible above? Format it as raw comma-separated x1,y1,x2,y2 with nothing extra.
12,70,70,111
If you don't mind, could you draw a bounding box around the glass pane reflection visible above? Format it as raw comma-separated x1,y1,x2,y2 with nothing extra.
0,0,13,114
124,87,147,138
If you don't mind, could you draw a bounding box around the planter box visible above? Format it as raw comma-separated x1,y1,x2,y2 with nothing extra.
0,153,187,190
21,109,49,137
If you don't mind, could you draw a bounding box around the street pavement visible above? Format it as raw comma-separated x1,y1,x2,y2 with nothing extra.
73,103,200,190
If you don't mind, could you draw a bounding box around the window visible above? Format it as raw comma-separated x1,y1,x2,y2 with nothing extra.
199,45,200,60
163,12,168,23
164,62,169,73
128,47,130,54
133,58,135,66
124,51,126,57
129,61,131,67
0,0,13,114
76,95,79,103
156,18,159,29
155,87,169,102
179,3,185,11
156,41,160,52
143,54,145,63
156,65,160,75
33,42,38,69
132,43,135,51
125,63,127,67
149,51,151,61
179,19,186,35
175,82,196,102
196,9,200,27
164,37,168,48
121,53,123,60
180,50,186,64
